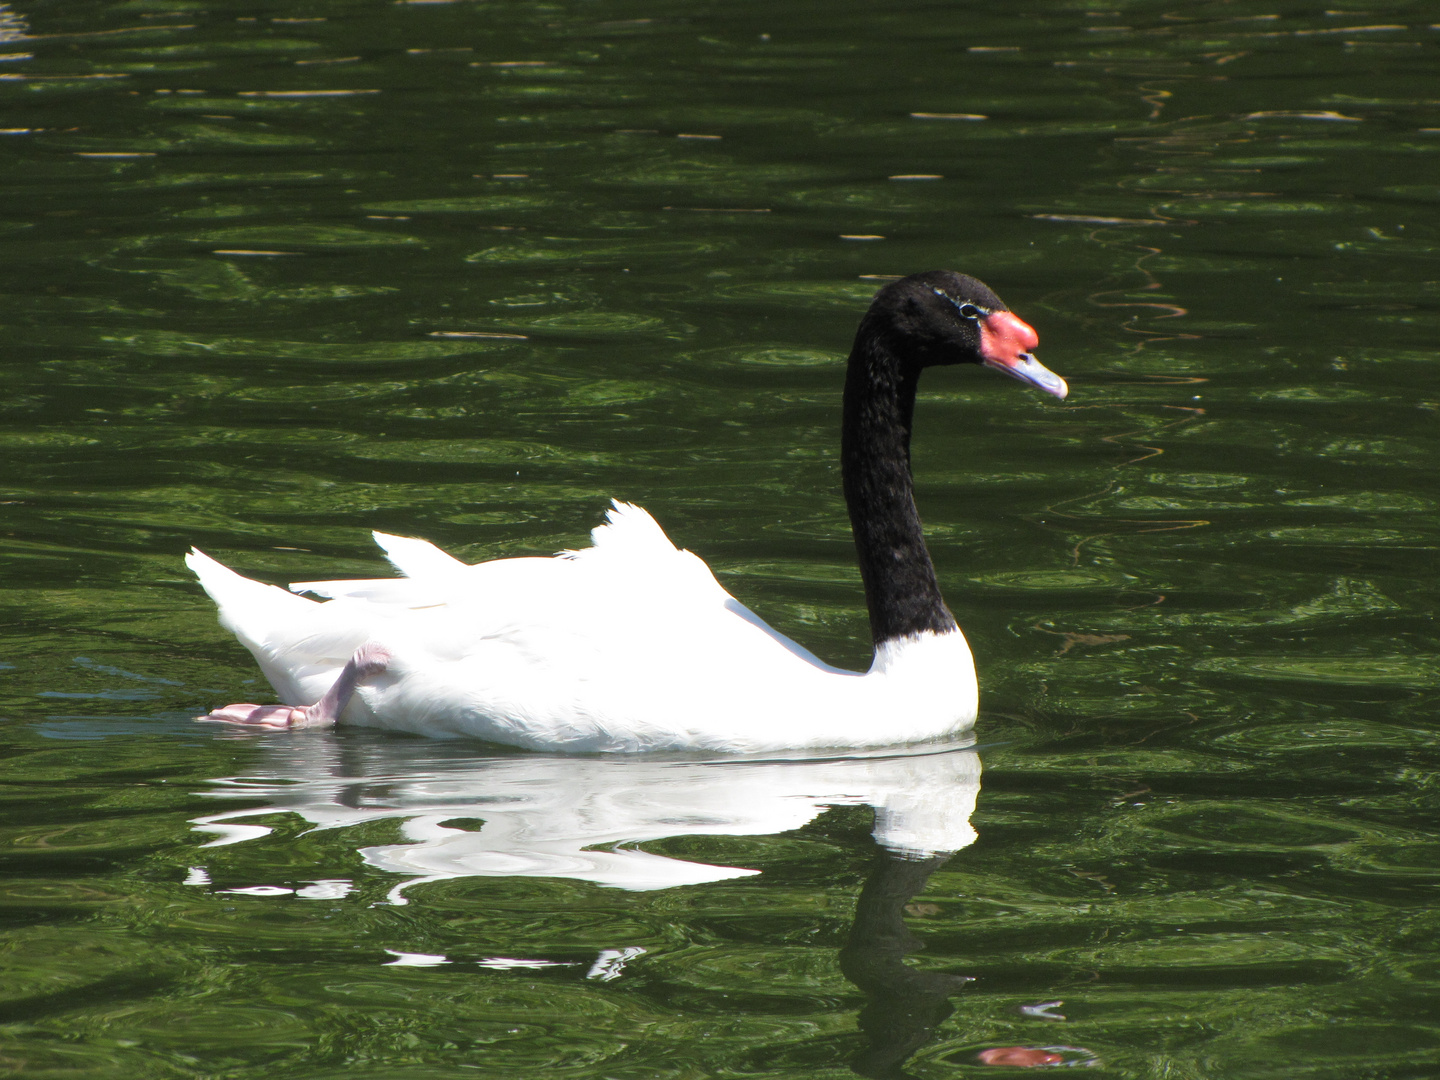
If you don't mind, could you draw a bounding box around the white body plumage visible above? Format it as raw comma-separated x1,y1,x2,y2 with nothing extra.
186,501,978,753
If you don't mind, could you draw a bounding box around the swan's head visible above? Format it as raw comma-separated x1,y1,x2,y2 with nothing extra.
869,271,1068,400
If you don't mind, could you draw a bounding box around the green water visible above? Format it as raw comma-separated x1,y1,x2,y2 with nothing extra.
2,0,1438,1076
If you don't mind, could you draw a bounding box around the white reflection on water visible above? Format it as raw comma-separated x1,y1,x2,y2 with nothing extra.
190,736,981,898
0,5,29,45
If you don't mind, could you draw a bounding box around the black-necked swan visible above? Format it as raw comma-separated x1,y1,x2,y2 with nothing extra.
186,270,1067,753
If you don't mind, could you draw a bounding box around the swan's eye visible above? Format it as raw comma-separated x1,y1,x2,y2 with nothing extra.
932,288,990,321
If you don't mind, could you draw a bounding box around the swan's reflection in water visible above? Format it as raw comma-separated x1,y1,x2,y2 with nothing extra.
193,737,981,897
842,851,973,1078
191,737,1067,1075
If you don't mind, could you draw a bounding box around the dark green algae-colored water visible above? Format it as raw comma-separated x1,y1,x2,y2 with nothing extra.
2,0,1439,1077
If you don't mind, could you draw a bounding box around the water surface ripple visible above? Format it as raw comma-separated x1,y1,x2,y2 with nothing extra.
1,1,1437,1077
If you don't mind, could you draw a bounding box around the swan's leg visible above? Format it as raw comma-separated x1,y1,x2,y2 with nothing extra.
198,643,390,729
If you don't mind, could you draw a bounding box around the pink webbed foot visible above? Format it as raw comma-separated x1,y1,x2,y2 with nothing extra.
197,643,391,731
198,703,311,729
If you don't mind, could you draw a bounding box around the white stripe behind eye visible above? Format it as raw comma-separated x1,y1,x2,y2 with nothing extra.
932,288,990,318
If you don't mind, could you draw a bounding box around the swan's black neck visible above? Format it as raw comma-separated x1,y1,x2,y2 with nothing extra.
842,314,958,647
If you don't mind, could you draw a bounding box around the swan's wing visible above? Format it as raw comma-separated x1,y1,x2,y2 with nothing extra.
543,501,843,675
290,577,396,601
372,531,469,578
564,500,680,563
190,501,849,732
293,502,703,608
288,576,452,606
287,505,666,605
288,531,468,603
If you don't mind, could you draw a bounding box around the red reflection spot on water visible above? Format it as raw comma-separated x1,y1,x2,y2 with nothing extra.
977,1046,1066,1067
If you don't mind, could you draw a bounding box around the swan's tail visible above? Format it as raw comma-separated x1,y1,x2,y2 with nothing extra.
186,548,372,704
186,548,316,638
